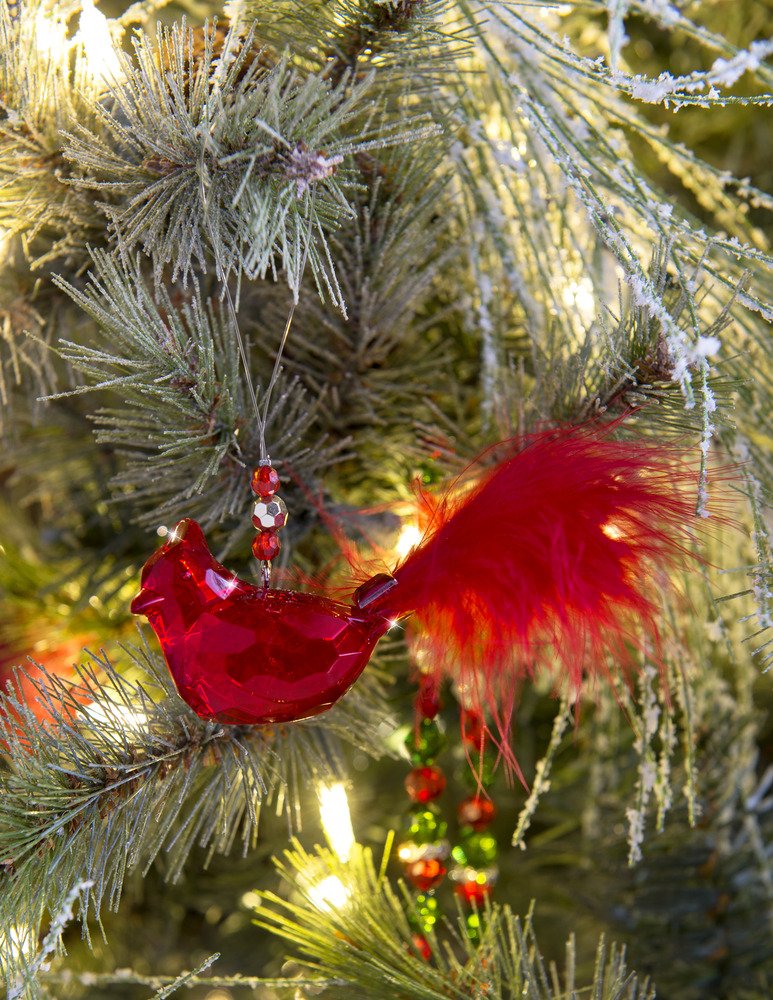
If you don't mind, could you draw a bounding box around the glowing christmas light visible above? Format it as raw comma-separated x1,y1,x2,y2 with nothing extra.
318,782,355,862
307,874,350,911
396,522,422,559
77,0,122,84
563,276,596,326
34,9,68,58
80,701,148,731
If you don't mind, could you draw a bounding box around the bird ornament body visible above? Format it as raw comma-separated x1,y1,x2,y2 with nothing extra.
131,518,397,724
132,424,702,734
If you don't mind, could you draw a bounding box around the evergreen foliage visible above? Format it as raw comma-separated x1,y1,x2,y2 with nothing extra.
0,0,770,997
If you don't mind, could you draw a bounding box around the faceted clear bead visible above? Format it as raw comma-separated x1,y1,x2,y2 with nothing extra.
252,496,288,529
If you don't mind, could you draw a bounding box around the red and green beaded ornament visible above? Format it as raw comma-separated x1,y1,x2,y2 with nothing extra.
396,677,502,956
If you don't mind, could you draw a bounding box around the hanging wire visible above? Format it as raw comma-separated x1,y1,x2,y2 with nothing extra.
200,191,316,466
198,28,317,464
194,31,321,586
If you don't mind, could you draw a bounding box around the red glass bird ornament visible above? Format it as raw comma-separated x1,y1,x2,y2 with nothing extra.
132,424,702,730
130,519,396,724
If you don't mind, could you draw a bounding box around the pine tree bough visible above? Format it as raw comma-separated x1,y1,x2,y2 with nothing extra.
0,0,771,996
0,643,393,959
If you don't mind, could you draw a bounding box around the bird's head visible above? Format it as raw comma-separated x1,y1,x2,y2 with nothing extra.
131,519,245,626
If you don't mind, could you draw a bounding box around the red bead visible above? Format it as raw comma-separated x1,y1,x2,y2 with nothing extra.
416,677,441,719
404,858,446,892
131,519,392,724
457,796,496,831
252,530,280,561
405,766,446,803
461,710,486,749
455,879,494,906
250,465,280,497
410,933,432,962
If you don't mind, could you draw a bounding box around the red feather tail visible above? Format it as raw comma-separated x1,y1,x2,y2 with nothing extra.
372,424,702,755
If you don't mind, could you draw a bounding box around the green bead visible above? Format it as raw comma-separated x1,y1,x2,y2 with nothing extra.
465,911,482,945
404,806,447,845
451,843,467,866
412,893,439,934
461,750,496,789
405,719,445,765
453,829,498,867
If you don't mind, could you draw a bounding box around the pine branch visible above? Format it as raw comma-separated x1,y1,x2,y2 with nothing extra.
235,0,471,100
0,246,61,439
64,19,437,306
323,0,459,91
0,639,395,994
446,0,772,424
251,841,654,998
0,2,106,268
49,249,346,534
249,142,459,499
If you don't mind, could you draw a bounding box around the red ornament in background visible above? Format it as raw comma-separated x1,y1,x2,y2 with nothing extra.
461,710,485,750
404,858,446,892
416,675,441,719
132,423,702,729
405,766,446,803
457,796,496,831
410,933,432,962
454,879,494,907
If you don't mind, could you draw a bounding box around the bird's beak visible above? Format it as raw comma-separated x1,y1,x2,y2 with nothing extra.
130,589,165,616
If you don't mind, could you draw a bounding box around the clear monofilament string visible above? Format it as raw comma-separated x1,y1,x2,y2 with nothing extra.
198,62,317,580
201,174,316,463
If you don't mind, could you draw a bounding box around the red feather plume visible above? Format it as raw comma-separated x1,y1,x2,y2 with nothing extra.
369,423,702,742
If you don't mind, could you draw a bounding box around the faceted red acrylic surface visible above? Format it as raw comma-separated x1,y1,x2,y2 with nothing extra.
251,465,280,497
252,530,280,561
131,519,392,725
405,766,446,804
457,796,496,830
